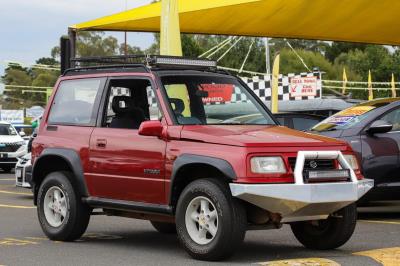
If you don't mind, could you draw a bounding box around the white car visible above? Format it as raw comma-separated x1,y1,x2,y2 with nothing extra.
0,121,27,172
15,153,32,188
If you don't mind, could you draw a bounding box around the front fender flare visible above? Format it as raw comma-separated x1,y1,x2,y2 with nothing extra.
169,154,237,204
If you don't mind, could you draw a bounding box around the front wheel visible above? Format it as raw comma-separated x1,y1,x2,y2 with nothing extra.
37,171,90,241
291,203,357,250
176,179,246,261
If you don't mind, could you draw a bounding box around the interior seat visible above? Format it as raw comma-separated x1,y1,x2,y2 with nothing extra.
110,96,146,129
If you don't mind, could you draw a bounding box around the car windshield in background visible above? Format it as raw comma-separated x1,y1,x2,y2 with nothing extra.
160,75,275,125
311,99,396,132
0,124,17,135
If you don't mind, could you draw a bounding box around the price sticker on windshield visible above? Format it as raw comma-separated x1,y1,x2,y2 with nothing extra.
201,84,234,104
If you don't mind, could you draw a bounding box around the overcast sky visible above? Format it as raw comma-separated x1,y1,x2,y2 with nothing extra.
0,0,154,87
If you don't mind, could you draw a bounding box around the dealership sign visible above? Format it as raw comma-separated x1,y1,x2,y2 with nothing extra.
0,110,24,124
290,77,318,97
26,106,44,118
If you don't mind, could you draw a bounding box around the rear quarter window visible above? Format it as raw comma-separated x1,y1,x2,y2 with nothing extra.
48,78,105,126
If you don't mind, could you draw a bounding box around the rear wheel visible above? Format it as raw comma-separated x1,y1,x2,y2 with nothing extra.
37,171,90,241
150,221,176,234
176,178,246,261
291,203,357,250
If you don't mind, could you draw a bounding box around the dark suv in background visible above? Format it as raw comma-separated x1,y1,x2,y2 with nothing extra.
311,98,400,202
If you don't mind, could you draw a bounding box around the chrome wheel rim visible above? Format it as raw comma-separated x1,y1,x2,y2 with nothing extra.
185,196,218,245
43,186,68,227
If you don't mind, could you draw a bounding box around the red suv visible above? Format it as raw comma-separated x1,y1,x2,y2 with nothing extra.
31,56,373,261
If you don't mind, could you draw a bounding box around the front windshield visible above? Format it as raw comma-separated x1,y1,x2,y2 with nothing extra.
160,75,275,125
0,124,17,135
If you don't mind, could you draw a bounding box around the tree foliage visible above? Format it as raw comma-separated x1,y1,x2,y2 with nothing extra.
2,31,400,107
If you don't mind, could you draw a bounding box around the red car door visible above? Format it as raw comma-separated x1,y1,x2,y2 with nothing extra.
86,77,167,204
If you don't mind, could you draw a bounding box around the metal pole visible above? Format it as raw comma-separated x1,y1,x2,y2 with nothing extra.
68,28,76,68
265,37,271,75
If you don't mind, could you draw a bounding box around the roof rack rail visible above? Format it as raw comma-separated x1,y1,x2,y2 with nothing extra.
71,55,149,65
63,64,150,76
68,55,217,71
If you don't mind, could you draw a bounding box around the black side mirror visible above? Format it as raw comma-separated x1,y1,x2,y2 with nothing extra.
367,120,393,135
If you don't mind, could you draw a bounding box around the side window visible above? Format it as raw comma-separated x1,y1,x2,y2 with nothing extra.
381,108,400,131
48,78,104,125
104,78,161,129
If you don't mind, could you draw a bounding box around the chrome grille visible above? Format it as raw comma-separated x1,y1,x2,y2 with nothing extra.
288,158,335,172
0,143,22,153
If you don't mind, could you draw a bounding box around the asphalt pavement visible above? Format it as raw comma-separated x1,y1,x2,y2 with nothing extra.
0,172,399,266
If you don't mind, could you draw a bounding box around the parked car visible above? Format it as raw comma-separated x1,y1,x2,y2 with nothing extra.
219,112,325,131
275,113,325,131
310,98,400,202
31,56,372,261
0,121,27,172
15,153,32,188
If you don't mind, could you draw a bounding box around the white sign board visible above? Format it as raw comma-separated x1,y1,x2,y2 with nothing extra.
26,106,44,118
290,77,318,97
1,110,24,124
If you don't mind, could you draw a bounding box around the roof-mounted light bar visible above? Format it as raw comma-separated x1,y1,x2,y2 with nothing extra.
150,56,217,68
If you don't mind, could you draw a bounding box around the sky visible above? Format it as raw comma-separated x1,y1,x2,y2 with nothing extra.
0,0,154,90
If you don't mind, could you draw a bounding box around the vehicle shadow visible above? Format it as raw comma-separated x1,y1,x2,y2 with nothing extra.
74,228,351,264
357,201,400,220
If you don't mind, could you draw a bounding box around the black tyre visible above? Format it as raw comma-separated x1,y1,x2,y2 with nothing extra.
176,178,246,261
291,203,357,250
37,171,90,241
150,221,176,234
2,166,12,173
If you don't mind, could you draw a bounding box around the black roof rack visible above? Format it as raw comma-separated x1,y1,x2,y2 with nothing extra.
63,55,218,76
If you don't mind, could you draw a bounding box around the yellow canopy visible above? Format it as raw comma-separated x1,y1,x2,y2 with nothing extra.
72,0,400,45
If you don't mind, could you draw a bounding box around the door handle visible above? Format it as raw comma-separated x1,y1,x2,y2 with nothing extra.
96,139,107,148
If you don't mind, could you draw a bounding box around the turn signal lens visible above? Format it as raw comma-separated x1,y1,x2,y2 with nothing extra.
343,154,359,170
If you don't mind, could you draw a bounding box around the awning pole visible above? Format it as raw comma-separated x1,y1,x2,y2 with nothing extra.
271,54,280,113
160,0,182,56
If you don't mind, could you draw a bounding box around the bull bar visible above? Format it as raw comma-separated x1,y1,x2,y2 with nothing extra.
230,151,374,223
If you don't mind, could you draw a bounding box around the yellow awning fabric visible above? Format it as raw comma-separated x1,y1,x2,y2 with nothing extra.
71,0,400,45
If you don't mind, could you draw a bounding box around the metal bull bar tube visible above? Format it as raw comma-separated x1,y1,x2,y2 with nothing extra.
230,151,374,223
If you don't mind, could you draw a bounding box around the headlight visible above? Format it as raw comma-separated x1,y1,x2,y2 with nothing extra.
250,156,286,174
343,154,359,170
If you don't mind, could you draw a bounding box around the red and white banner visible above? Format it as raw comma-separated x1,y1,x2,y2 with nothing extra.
290,77,318,97
201,84,234,104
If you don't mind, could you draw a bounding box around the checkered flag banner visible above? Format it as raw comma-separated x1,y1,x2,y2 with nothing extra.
108,72,322,109
241,71,322,102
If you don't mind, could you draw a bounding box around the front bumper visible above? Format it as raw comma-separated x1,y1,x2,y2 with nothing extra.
0,149,27,165
230,151,374,223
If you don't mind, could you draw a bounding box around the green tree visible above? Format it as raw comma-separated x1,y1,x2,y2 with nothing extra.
325,42,367,62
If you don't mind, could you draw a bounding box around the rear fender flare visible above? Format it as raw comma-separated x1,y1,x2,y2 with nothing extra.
32,148,88,203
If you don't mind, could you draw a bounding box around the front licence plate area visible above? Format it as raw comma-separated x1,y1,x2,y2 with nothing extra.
15,168,22,178
304,169,350,183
